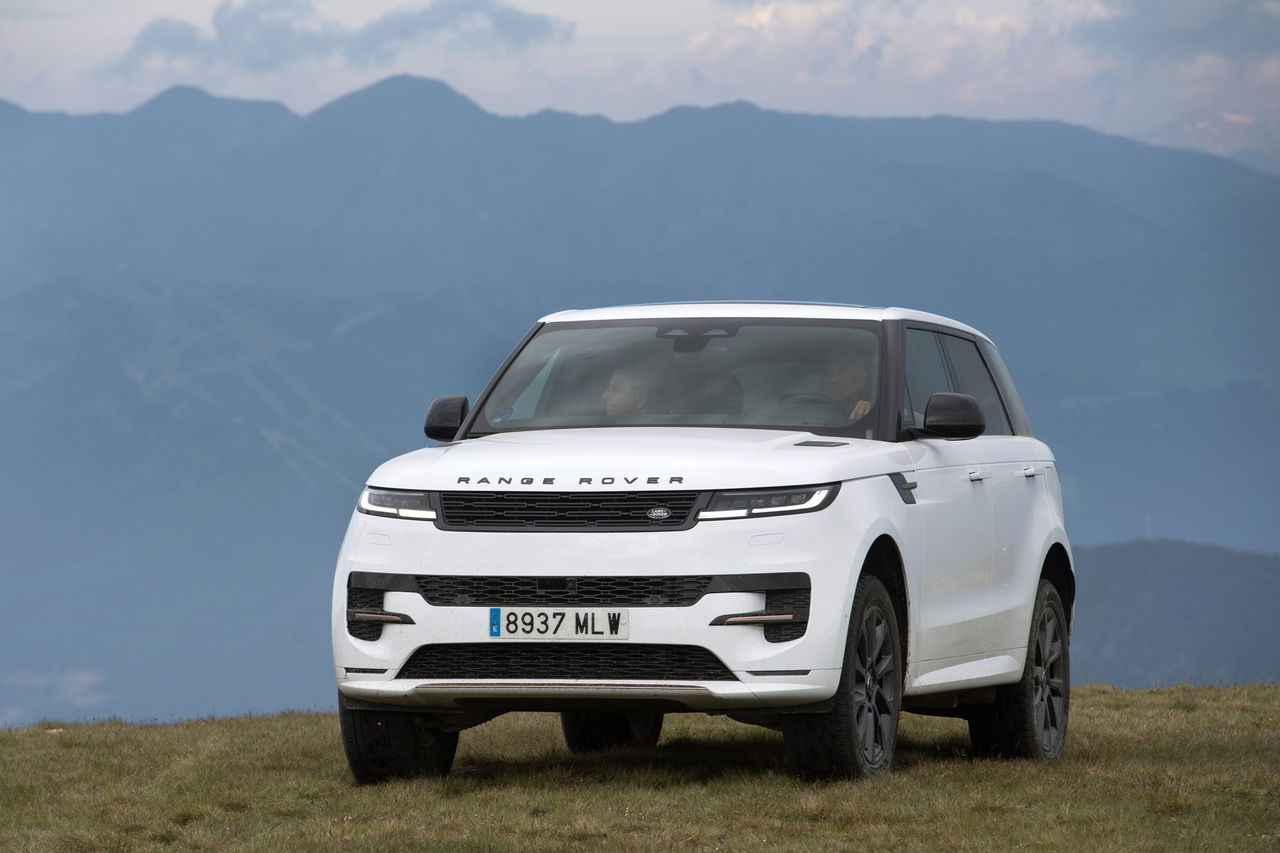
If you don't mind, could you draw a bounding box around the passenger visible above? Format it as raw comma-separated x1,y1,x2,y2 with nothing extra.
602,367,654,416
822,348,875,420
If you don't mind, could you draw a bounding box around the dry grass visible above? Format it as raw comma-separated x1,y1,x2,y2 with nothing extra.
2,684,1277,852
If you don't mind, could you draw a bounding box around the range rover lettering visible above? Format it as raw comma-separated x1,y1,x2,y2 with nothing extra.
332,303,1073,781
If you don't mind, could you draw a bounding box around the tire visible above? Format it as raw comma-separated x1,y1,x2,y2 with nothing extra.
968,579,1070,759
338,693,459,784
783,574,902,780
560,711,664,753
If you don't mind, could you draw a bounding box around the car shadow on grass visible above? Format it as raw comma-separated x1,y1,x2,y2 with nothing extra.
447,726,977,784
452,732,787,784
894,729,976,768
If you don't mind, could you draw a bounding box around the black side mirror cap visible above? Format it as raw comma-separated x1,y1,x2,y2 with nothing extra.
424,395,469,442
910,392,985,440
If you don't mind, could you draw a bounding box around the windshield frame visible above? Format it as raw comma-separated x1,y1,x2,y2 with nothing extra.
457,317,894,442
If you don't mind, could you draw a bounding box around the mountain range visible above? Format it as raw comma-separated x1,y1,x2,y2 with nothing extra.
0,76,1276,726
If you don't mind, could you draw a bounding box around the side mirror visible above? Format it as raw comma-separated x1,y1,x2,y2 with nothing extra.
916,392,985,439
424,395,469,442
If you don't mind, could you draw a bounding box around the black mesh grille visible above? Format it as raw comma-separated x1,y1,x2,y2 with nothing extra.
416,575,713,607
437,491,701,530
397,643,737,681
346,587,385,641
764,588,811,643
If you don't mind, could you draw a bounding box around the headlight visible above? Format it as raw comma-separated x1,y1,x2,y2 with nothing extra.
697,483,840,520
358,487,437,520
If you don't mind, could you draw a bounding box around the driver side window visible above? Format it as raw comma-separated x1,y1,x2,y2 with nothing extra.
938,334,1012,436
901,328,950,428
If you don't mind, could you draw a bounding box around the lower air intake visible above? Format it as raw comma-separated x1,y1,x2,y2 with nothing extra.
397,643,738,681
764,587,811,643
346,587,385,641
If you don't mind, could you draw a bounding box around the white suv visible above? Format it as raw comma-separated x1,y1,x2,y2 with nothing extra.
331,303,1073,781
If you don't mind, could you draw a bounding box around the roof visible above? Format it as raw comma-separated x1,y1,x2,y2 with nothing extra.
538,302,989,341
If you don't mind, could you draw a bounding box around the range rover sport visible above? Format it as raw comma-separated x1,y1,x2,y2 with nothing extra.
331,302,1073,781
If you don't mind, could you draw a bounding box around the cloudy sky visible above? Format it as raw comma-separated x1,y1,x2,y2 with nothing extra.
2,0,1278,163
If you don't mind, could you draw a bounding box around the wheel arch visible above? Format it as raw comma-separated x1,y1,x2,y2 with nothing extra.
1040,542,1075,627
859,534,909,675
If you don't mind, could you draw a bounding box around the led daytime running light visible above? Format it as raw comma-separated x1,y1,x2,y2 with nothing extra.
697,483,838,520
752,488,830,514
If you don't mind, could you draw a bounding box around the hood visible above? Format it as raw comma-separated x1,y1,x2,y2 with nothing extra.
367,427,913,491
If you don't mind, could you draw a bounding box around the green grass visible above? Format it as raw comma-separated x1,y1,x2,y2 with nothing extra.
2,685,1277,851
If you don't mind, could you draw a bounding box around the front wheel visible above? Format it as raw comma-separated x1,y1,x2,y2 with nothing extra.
968,579,1070,758
338,693,459,784
560,711,663,753
784,574,902,779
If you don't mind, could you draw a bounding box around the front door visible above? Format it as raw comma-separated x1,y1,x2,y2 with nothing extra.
900,327,994,665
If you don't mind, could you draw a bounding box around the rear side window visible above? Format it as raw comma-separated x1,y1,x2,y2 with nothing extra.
939,334,1012,436
978,340,1032,436
901,328,950,428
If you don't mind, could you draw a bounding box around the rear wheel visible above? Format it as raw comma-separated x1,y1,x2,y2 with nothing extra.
338,693,459,784
968,579,1070,758
784,574,902,779
560,711,664,753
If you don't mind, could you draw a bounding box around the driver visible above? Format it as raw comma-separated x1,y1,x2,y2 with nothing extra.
602,367,654,416
821,348,875,420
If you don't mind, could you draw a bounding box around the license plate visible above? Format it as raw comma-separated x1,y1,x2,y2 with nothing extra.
489,607,629,640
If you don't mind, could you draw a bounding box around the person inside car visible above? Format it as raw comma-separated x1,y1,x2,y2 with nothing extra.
821,348,875,420
602,367,654,416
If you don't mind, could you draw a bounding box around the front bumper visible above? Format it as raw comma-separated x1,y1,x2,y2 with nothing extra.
331,493,877,711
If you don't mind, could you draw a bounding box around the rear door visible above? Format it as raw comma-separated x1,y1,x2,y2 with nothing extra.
937,332,1049,654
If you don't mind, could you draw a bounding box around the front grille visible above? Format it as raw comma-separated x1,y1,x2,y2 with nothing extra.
436,490,701,531
764,588,811,643
397,643,738,681
346,587,385,641
416,575,713,607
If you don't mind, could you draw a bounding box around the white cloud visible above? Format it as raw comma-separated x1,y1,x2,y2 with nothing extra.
674,0,1280,163
1249,54,1280,87
106,0,573,77
0,0,1276,168
683,1,1115,120
1081,0,1280,63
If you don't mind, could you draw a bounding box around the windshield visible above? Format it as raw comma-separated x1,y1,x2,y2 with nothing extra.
472,318,886,439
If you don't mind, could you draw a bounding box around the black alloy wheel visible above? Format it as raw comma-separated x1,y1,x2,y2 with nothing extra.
338,693,459,784
968,579,1070,758
1031,593,1068,753
784,574,902,779
852,601,899,768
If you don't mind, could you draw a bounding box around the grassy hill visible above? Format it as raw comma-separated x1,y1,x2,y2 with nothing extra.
3,685,1276,851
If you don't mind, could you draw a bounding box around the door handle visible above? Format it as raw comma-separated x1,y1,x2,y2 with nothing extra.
1022,466,1041,478
968,471,989,482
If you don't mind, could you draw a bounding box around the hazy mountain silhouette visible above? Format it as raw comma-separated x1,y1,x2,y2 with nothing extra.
0,76,1276,725
1073,541,1280,687
2,77,1275,392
